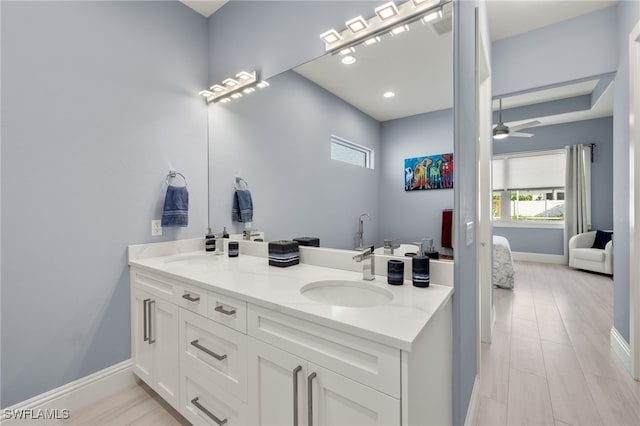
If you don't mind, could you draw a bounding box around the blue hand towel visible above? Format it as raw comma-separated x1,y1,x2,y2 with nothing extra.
161,185,189,227
232,189,253,223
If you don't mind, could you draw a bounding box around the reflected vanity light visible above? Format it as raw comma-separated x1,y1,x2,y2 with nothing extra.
319,0,441,53
390,24,410,35
199,70,260,104
256,81,270,88
422,8,443,23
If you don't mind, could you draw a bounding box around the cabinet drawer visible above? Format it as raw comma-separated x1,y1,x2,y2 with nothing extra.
180,308,248,403
181,364,248,426
207,290,247,333
131,269,179,303
248,304,401,398
176,283,208,316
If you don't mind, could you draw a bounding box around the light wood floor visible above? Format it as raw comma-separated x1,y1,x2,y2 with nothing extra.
54,381,189,426
476,261,640,426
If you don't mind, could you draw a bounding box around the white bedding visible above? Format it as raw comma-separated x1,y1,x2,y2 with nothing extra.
493,235,515,289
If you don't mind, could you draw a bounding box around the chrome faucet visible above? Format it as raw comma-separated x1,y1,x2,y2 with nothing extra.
352,245,375,281
356,213,371,250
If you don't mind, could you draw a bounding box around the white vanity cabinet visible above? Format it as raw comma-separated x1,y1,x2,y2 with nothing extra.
131,287,180,408
248,337,400,426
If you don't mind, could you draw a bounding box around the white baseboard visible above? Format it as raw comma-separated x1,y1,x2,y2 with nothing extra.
610,327,632,375
512,251,567,264
464,375,480,426
1,359,136,424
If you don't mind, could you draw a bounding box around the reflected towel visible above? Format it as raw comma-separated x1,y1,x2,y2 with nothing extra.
161,185,189,227
232,189,253,223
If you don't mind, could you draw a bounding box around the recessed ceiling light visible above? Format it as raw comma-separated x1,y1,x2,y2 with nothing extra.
422,9,443,23
341,55,357,65
346,16,369,33
383,91,395,98
320,29,342,45
257,81,270,88
390,24,409,36
375,2,399,20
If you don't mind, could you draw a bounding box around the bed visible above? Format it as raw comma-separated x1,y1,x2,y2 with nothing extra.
493,235,515,289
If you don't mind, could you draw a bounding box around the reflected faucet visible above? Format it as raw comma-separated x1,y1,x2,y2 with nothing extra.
352,245,375,281
356,213,371,250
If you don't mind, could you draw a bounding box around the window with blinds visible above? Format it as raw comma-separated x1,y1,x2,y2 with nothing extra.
492,149,566,224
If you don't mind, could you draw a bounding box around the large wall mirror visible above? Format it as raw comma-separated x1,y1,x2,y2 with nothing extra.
208,2,453,254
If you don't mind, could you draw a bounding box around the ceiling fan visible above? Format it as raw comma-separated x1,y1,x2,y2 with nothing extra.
493,98,541,139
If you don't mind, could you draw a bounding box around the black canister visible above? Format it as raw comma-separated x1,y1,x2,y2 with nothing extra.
205,228,216,252
387,260,404,285
228,241,239,257
412,256,430,287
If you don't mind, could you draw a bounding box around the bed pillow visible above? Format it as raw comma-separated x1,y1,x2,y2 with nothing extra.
592,230,613,250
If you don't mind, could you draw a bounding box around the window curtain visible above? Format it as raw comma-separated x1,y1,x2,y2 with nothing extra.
564,144,592,255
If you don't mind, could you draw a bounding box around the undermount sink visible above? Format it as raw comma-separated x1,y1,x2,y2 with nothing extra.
300,280,393,308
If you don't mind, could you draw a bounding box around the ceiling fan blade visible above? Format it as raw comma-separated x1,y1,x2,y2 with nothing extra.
509,120,541,132
511,132,534,138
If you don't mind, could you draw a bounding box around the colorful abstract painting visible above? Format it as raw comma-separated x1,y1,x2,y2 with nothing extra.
404,153,454,191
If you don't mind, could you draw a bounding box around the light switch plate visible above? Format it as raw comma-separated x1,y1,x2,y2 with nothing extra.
151,219,163,236
466,221,473,246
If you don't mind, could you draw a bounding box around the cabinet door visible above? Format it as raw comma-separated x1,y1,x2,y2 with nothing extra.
248,337,308,426
131,287,153,383
308,363,400,426
151,297,180,408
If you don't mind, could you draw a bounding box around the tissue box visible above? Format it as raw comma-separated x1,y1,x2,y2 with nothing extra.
268,240,300,267
293,237,320,247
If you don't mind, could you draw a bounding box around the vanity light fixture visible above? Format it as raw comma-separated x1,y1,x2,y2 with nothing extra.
319,0,441,53
375,2,399,20
339,47,355,56
200,70,259,104
346,16,369,33
320,29,342,45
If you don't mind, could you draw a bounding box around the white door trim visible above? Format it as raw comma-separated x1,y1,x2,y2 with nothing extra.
630,18,640,381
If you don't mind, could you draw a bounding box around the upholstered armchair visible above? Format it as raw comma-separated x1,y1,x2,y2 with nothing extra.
568,231,613,275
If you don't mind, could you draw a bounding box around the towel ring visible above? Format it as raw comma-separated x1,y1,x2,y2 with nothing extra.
166,170,187,187
235,177,248,190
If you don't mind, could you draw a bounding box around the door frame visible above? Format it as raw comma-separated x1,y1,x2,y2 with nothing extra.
630,18,640,380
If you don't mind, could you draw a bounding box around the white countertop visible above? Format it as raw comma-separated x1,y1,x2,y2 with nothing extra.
129,250,453,352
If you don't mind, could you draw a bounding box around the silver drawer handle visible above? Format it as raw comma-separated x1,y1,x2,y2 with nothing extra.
191,397,228,426
308,372,317,426
191,339,227,361
182,293,201,302
214,305,236,316
143,299,150,342
148,300,156,344
293,365,302,426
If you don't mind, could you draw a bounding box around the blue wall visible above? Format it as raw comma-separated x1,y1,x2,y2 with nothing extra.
613,0,640,343
1,1,209,407
209,70,381,249
379,109,454,254
493,117,614,255
492,6,618,97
